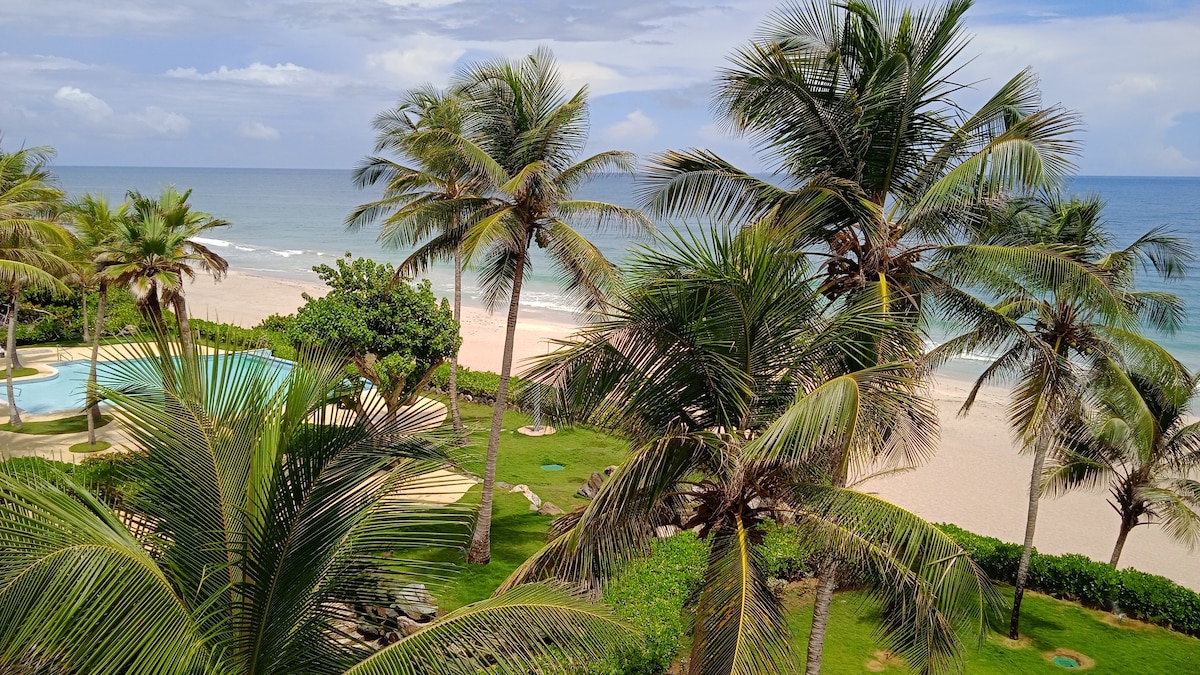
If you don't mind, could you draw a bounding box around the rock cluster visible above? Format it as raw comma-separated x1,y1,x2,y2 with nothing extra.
354,583,438,646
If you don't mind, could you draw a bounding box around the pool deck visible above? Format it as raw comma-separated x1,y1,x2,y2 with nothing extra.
0,345,477,503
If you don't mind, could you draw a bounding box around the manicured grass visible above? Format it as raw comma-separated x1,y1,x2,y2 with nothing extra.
0,414,111,435
0,367,38,378
422,399,630,610
69,440,112,453
785,587,1200,673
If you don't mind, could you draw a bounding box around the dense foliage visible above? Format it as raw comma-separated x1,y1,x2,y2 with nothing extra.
939,524,1200,637
286,254,459,412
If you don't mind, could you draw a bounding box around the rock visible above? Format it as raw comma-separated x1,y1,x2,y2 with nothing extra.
496,481,513,490
395,583,438,621
604,465,619,476
538,501,565,516
654,524,680,539
525,491,542,510
396,616,423,637
357,623,383,641
510,484,529,493
575,471,605,499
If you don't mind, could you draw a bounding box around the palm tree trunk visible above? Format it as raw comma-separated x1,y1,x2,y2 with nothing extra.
1110,517,1134,568
81,291,90,344
449,244,464,434
172,293,194,356
86,283,107,444
467,251,526,565
6,294,22,429
1009,435,1050,639
805,557,839,675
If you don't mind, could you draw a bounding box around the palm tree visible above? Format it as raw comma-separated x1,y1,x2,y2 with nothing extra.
0,339,634,673
404,48,652,564
105,186,229,354
67,194,128,443
641,0,1080,320
1046,367,1200,568
639,4,1080,662
503,229,998,674
348,85,489,434
0,144,71,428
930,193,1191,638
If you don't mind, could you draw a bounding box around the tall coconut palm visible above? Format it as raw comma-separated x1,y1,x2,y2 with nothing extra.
639,3,1079,663
930,194,1191,638
348,85,489,434
67,194,127,442
0,339,634,674
0,144,71,428
1046,367,1200,568
641,0,1080,321
502,228,998,675
404,48,652,564
107,186,229,354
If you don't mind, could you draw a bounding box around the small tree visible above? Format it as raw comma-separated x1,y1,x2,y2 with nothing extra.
288,254,459,416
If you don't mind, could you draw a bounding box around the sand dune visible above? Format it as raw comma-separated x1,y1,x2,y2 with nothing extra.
184,271,1200,589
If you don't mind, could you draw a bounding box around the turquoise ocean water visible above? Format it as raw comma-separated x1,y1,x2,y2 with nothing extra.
55,167,1200,374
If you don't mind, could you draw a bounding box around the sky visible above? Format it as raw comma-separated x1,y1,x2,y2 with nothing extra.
2,0,1199,175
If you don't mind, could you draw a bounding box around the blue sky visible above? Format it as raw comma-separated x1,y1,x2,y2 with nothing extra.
2,0,1198,175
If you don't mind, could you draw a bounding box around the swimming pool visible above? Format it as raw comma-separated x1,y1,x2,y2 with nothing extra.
9,351,295,414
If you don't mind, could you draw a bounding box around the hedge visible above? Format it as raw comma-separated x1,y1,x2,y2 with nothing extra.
427,362,531,406
937,523,1200,637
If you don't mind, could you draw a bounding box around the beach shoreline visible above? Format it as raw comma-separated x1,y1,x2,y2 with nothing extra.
185,270,1200,590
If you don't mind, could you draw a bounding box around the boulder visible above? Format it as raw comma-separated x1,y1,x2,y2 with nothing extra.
538,501,565,516
575,471,605,499
396,616,423,637
496,481,513,490
604,465,619,476
394,583,438,621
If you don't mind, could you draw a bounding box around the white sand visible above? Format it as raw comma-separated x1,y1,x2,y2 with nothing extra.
183,271,1200,590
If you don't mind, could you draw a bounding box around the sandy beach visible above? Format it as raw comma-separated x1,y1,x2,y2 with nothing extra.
184,271,1200,590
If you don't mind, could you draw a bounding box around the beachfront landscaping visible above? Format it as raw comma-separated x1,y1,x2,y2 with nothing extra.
2,0,1200,673
0,413,110,435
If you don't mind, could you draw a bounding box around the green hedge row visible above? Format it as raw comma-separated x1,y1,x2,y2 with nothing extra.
426,362,531,405
938,524,1200,637
191,317,297,361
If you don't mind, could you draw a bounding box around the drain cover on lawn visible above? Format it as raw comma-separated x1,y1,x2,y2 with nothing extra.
541,464,565,471
1052,656,1080,668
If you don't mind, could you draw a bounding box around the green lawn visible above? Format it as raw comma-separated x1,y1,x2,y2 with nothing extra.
785,587,1200,673
425,399,630,610
0,414,111,435
0,367,38,378
69,440,112,453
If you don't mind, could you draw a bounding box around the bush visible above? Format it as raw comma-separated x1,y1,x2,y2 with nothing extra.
599,533,709,675
192,318,297,361
427,363,531,406
759,521,819,581
937,523,1200,637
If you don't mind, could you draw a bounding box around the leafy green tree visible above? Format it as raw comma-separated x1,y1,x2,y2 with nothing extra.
0,143,70,428
348,85,488,433
0,340,634,673
67,194,128,443
504,229,997,675
1046,367,1200,568
403,48,652,564
288,254,460,417
105,186,229,354
931,193,1191,638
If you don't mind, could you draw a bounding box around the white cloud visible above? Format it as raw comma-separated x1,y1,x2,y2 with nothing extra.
52,86,188,137
167,62,333,88
605,110,658,142
239,120,280,141
366,35,465,84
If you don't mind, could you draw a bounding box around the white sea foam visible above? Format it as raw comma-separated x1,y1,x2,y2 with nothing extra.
235,245,256,251
193,236,234,248
271,249,305,258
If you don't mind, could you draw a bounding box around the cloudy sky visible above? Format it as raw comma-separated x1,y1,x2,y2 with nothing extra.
2,0,1198,175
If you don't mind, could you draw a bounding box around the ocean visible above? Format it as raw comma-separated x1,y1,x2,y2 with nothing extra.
54,167,1200,374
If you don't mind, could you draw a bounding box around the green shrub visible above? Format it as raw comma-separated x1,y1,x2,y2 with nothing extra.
759,521,818,581
937,523,1200,637
427,363,531,405
191,318,297,361
599,533,708,675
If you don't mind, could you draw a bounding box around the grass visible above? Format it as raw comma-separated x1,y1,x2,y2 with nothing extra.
0,414,111,435
69,440,111,453
0,367,38,378
423,399,630,610
784,586,1200,673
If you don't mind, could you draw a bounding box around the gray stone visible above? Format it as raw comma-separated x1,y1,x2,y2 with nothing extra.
538,501,565,516
396,616,423,637
575,471,605,499
496,481,513,490
395,583,437,621
604,465,619,476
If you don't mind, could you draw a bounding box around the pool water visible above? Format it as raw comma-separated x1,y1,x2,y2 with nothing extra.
9,351,294,414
